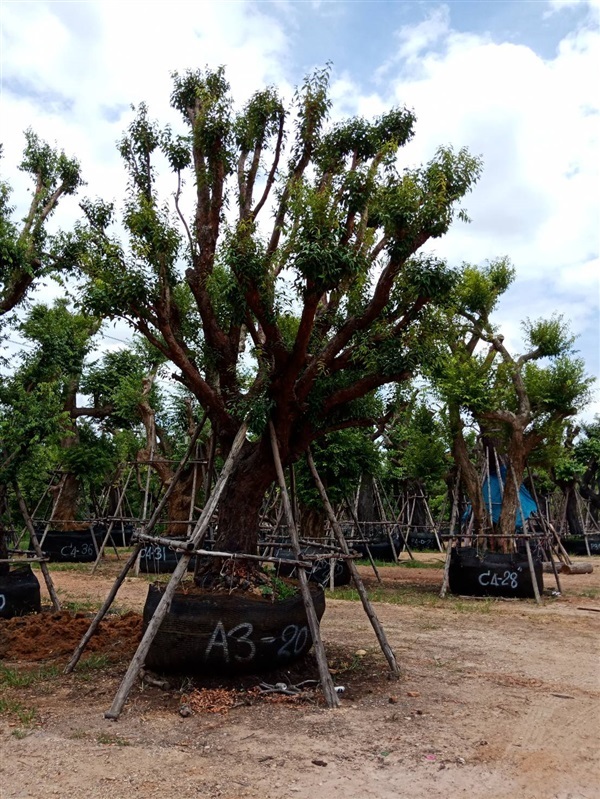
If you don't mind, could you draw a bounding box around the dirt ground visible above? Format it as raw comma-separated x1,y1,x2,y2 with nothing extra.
0,556,598,799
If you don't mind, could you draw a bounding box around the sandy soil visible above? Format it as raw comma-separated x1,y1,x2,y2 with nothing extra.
0,557,598,799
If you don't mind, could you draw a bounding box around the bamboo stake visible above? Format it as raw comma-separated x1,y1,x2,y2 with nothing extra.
510,465,541,605
373,480,401,563
399,493,415,560
204,432,217,503
12,479,52,550
91,467,134,574
440,467,461,598
308,451,400,678
345,496,381,584
526,465,562,593
140,446,154,524
65,425,206,675
14,484,61,612
39,476,67,548
269,423,339,709
574,491,592,556
65,543,143,674
103,422,248,720
420,485,443,552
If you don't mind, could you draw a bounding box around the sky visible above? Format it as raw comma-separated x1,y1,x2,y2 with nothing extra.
1,0,599,418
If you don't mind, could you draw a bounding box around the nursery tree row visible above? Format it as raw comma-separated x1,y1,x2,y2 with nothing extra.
0,67,596,571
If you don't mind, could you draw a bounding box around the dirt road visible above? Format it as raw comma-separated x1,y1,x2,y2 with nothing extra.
0,560,598,799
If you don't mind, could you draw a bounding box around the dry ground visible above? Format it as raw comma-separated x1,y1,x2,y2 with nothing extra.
0,555,598,799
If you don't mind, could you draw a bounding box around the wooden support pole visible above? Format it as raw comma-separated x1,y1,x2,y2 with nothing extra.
65,425,207,675
104,422,249,720
307,451,400,678
440,468,461,598
269,423,339,709
14,484,61,612
526,465,562,593
373,481,401,563
510,465,541,605
64,543,143,674
524,537,542,605
345,496,381,584
91,467,134,574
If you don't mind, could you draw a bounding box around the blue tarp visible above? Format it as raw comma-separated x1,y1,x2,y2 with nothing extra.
464,467,538,529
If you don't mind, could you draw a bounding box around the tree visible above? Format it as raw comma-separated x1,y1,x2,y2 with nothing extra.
574,419,600,516
0,134,83,322
433,263,594,540
76,66,482,570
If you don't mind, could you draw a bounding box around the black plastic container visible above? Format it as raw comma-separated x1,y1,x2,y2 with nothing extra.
0,565,41,619
448,547,543,599
31,528,103,563
143,581,325,674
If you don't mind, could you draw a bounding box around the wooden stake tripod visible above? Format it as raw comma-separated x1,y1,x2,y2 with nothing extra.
67,422,402,718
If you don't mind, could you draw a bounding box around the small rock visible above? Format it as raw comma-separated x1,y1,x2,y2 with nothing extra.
312,759,328,767
388,696,398,704
456,757,466,766
179,704,192,718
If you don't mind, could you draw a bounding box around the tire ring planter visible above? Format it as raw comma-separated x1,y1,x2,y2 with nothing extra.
0,565,41,619
448,547,543,599
273,547,352,588
30,529,103,563
142,581,325,675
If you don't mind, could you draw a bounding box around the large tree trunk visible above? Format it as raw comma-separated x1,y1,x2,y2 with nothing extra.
214,437,276,555
300,506,327,539
497,432,527,542
449,407,487,535
357,475,380,523
563,485,583,536
50,472,85,530
49,383,88,531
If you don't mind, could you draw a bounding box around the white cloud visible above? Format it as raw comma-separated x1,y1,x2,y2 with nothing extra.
1,0,598,419
1,1,291,217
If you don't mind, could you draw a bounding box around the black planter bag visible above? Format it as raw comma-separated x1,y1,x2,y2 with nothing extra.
31,529,102,563
407,531,439,551
138,544,196,574
449,547,543,599
0,565,41,619
143,582,325,674
562,536,600,556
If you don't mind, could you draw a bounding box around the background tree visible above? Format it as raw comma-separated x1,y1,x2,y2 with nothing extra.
0,134,83,322
574,419,600,518
76,66,482,569
432,263,594,541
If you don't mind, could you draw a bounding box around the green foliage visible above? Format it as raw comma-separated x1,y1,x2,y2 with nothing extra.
235,87,284,153
1,132,84,322
524,356,593,417
20,129,83,196
523,315,574,358
386,401,448,485
456,258,515,317
294,429,381,510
